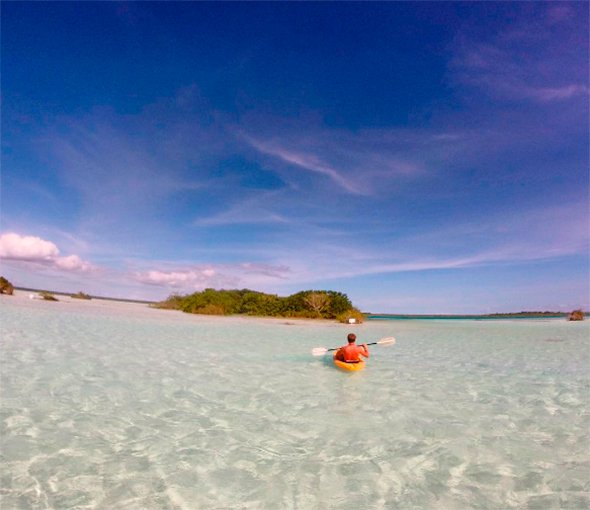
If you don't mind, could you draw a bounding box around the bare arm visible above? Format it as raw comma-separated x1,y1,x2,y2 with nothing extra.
360,344,369,358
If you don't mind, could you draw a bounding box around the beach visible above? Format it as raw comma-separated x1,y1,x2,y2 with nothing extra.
1,292,589,509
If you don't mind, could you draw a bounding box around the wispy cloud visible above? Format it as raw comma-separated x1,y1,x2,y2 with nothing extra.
245,136,365,195
254,200,590,284
193,191,290,226
40,87,229,230
2,194,585,300
239,262,290,279
449,5,588,104
238,121,431,198
529,84,588,102
48,117,200,218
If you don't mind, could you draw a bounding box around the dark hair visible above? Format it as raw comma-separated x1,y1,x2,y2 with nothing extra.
347,333,356,343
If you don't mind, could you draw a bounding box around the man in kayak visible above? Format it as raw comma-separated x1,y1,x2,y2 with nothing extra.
334,333,369,363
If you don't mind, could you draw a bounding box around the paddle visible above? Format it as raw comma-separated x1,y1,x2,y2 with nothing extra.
311,336,396,356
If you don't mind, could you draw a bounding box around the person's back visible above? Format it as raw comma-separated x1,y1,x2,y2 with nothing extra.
334,333,369,363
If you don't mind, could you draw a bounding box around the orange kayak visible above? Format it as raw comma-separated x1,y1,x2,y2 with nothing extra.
333,355,366,372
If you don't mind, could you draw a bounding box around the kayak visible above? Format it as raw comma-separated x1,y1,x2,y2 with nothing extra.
333,355,366,372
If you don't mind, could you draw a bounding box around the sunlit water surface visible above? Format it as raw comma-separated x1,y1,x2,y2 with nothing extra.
1,295,589,509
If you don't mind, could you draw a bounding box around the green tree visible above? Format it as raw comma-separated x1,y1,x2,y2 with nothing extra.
326,291,353,317
304,292,331,316
154,287,356,320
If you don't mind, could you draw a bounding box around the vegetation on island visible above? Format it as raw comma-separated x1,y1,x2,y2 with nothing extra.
486,311,570,318
337,308,365,324
71,291,92,300
156,288,363,321
0,276,14,295
568,309,585,321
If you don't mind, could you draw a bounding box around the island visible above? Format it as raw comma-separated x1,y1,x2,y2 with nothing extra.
366,310,587,320
155,288,364,323
71,291,92,300
39,291,59,301
569,309,585,321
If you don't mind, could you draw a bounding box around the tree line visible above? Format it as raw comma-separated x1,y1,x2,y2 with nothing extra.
155,288,364,321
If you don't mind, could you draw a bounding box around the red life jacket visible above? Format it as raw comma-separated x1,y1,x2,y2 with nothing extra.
342,344,362,362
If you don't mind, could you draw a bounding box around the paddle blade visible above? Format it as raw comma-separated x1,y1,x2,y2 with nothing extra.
377,336,396,346
311,347,328,356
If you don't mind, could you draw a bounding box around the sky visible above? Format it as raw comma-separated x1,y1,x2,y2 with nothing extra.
1,2,588,314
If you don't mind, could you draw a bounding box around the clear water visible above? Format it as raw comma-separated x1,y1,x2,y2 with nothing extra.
1,294,589,509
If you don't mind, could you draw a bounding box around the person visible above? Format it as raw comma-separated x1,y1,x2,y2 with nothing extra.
334,333,369,363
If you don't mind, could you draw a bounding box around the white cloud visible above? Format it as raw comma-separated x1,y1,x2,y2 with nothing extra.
0,232,96,273
134,268,227,289
0,232,59,260
133,261,292,293
54,254,95,272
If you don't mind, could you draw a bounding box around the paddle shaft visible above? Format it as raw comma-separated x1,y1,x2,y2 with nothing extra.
312,337,395,356
324,341,381,353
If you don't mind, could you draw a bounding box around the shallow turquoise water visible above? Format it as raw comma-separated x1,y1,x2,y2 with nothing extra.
1,295,589,509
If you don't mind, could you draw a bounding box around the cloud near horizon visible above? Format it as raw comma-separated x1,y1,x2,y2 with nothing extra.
133,261,291,292
134,268,222,288
0,233,96,273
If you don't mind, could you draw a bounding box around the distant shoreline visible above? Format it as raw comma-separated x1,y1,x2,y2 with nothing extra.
15,287,156,305
366,313,586,320
12,288,585,319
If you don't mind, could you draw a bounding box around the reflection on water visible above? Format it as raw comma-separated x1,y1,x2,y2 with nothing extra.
1,295,589,509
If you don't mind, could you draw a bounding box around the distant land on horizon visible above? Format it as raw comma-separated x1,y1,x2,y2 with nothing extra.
366,312,587,320
12,287,586,319
15,287,156,305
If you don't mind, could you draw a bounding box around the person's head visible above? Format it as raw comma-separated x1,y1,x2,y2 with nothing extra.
347,333,357,344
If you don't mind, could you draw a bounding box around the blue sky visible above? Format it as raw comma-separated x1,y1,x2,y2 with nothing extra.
1,2,588,313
